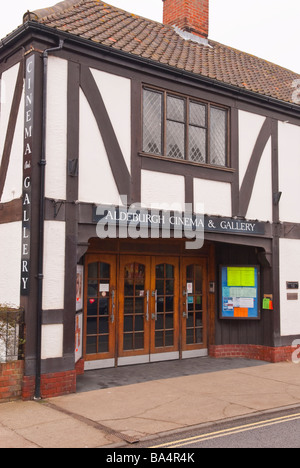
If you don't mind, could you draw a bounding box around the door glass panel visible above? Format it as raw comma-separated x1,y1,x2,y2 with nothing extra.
98,335,109,353
87,317,97,335
157,297,164,313
88,280,98,297
135,298,144,314
99,316,109,334
86,261,111,355
166,297,174,312
124,316,133,332
155,331,164,348
86,336,97,354
87,298,97,316
185,264,204,346
156,314,164,330
135,315,144,331
123,333,133,351
123,263,145,351
156,280,164,296
99,298,109,316
124,298,134,314
100,262,110,279
165,330,174,347
88,262,98,278
135,333,144,349
154,264,175,349
165,313,174,328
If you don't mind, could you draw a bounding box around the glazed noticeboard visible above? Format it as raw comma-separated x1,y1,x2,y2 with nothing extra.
220,266,260,320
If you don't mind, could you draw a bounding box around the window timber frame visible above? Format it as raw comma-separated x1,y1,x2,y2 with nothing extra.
141,86,231,169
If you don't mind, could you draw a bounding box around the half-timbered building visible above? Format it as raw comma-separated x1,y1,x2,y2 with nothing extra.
1,0,300,399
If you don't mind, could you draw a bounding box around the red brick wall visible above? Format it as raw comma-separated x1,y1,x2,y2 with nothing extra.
209,345,297,363
163,0,209,38
22,370,76,400
0,361,24,402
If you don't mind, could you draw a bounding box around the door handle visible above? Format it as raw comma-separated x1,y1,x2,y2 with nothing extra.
146,290,149,321
111,289,115,323
183,289,188,319
151,290,157,320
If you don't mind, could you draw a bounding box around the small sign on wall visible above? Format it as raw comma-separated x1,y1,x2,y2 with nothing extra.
286,282,299,290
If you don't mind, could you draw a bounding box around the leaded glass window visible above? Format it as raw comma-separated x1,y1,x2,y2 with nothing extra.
142,87,229,168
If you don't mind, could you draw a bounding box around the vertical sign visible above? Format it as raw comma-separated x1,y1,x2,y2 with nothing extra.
21,55,34,295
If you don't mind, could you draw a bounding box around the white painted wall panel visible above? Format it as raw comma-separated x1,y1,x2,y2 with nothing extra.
1,93,24,203
0,222,21,308
45,57,68,200
278,122,300,223
141,170,185,211
0,64,20,162
41,324,63,359
78,90,121,205
246,138,272,222
90,68,131,173
279,238,300,336
238,111,266,188
194,178,231,217
42,221,65,310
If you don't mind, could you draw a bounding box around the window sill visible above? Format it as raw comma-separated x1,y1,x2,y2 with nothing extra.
138,152,235,173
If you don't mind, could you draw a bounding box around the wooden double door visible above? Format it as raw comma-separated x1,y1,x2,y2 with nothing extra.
84,254,207,368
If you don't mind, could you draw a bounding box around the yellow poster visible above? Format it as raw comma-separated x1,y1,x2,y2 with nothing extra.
227,267,255,287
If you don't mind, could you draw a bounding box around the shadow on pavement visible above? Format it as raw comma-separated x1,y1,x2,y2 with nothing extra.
76,357,268,393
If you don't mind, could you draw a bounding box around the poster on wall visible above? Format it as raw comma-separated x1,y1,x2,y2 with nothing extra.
76,265,84,311
220,266,260,320
75,312,83,363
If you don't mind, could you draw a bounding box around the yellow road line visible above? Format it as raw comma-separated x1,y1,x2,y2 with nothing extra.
151,412,300,448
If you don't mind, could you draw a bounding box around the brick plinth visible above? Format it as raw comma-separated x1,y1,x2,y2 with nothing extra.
209,345,298,363
22,370,77,400
0,361,24,402
75,358,84,376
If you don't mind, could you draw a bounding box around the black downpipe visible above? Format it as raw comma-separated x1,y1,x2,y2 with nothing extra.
35,39,64,400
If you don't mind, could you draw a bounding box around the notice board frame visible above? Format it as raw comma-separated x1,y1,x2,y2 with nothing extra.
219,265,261,320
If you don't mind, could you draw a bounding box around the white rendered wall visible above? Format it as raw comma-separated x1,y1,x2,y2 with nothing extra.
0,64,20,160
78,89,122,205
278,122,300,223
238,110,266,188
279,238,300,336
42,221,66,310
45,57,68,200
41,324,63,359
90,68,131,174
0,222,21,307
0,63,24,203
246,138,272,222
194,179,231,217
141,170,185,211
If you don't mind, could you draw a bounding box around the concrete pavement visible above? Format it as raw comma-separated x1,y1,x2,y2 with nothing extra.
1,358,300,448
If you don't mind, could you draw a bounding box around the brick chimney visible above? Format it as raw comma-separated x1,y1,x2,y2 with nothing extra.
162,0,209,38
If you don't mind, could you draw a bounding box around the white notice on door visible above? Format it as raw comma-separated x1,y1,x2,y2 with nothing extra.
99,283,110,292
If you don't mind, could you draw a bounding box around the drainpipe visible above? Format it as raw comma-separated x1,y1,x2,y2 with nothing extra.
35,39,64,400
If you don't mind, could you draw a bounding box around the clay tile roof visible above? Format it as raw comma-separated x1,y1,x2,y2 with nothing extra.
27,0,300,106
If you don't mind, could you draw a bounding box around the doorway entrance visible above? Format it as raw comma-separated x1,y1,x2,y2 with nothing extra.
84,253,207,369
